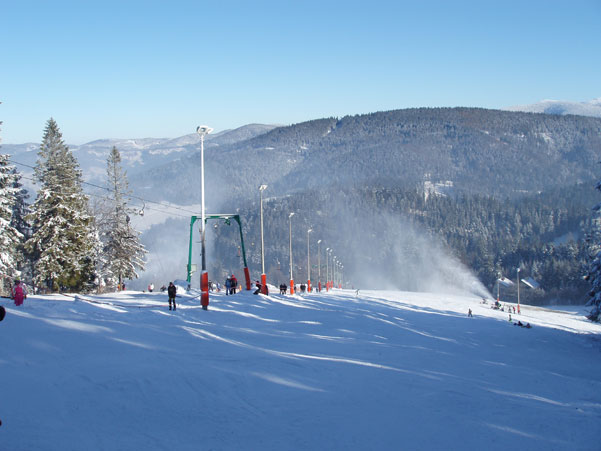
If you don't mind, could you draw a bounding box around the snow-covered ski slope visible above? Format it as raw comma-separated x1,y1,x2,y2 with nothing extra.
1,287,600,451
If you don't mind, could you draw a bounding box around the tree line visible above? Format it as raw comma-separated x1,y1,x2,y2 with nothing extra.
0,118,146,294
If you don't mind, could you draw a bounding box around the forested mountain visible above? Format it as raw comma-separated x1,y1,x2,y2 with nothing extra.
135,108,601,304
130,107,601,205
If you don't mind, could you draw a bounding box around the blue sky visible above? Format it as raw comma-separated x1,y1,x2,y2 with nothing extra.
1,0,600,144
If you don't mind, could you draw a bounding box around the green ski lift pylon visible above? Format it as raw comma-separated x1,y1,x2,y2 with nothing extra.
187,214,252,291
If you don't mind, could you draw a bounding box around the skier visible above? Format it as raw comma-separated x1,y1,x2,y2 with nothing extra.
167,282,177,311
468,308,473,317
253,280,261,295
12,280,27,306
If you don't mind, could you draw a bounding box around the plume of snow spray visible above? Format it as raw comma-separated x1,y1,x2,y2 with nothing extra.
336,210,491,298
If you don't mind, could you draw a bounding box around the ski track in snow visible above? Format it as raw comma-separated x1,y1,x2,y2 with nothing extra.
1,287,600,451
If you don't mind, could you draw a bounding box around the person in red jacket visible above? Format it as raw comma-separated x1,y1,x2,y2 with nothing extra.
12,280,27,306
230,274,238,294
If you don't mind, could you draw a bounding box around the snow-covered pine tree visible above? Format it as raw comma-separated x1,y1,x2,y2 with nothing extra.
99,146,147,290
10,167,32,281
0,154,23,295
25,118,99,292
586,178,601,322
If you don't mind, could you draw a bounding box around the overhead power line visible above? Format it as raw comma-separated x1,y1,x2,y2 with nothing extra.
7,157,201,218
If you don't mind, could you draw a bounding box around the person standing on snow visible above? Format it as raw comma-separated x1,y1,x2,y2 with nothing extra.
230,274,238,294
225,276,231,296
167,282,177,311
12,280,27,306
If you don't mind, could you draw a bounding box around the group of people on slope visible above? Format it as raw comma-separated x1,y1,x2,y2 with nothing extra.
225,275,238,295
468,304,532,329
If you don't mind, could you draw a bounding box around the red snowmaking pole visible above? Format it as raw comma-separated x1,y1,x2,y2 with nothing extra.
307,228,313,293
289,213,295,295
259,184,268,295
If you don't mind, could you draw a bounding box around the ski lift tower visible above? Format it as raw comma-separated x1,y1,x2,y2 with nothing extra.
187,214,252,291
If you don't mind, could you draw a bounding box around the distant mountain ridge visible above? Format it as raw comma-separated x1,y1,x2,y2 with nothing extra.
506,97,601,118
2,123,279,184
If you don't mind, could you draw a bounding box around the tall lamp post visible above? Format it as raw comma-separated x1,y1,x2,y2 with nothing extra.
517,267,521,314
259,185,268,294
333,256,337,289
317,240,322,292
497,272,501,303
325,248,330,292
326,247,333,291
289,212,295,295
307,228,313,292
196,125,213,310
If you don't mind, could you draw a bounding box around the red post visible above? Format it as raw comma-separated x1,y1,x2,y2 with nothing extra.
307,279,312,293
201,271,209,310
261,273,268,295
290,279,294,295
244,267,251,291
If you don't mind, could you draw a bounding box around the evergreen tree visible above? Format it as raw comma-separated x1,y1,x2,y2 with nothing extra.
585,179,601,322
10,167,32,280
99,146,147,290
0,154,23,294
25,118,99,292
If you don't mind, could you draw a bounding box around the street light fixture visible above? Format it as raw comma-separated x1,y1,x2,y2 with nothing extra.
196,125,213,310
307,228,313,292
289,212,295,295
259,184,268,294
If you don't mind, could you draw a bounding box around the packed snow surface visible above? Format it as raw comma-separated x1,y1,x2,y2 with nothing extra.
1,287,600,450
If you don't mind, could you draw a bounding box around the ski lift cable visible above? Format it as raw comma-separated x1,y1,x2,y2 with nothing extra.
8,158,199,217
12,172,192,219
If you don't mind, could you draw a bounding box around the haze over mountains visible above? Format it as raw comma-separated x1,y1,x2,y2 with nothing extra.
2,123,278,189
506,97,601,118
